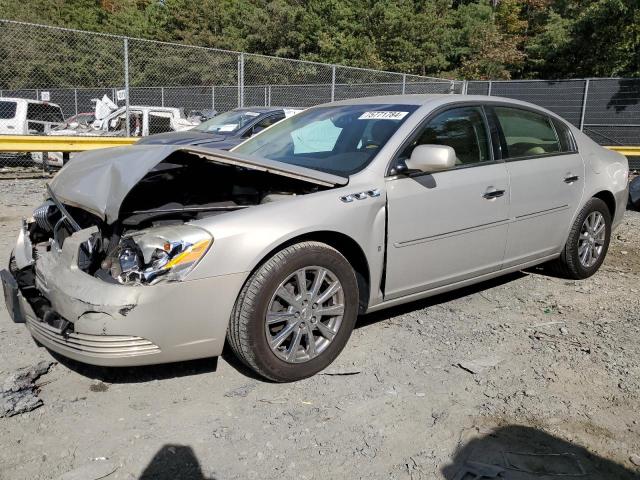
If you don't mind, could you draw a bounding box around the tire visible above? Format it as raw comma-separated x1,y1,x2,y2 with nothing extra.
227,241,359,382
550,197,612,279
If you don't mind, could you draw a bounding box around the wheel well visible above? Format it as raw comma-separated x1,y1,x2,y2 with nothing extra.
593,190,616,218
257,232,371,313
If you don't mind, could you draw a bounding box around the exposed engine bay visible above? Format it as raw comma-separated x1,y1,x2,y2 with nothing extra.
21,151,327,287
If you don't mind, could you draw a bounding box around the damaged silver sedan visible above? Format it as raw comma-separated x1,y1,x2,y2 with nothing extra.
1,95,629,382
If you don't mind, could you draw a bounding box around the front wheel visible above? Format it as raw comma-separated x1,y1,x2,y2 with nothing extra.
227,241,359,382
551,197,612,279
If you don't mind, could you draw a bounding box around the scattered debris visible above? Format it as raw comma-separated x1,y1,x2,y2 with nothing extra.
1,360,55,417
55,459,118,480
89,380,109,392
502,452,585,476
453,461,505,480
456,356,502,375
224,383,257,398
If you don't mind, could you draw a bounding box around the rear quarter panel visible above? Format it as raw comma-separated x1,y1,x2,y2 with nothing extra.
573,126,629,229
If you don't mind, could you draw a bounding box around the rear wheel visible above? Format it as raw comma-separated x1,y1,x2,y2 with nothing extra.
227,241,359,382
551,197,611,279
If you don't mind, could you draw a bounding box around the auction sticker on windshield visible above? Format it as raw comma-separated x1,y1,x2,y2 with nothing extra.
358,111,409,120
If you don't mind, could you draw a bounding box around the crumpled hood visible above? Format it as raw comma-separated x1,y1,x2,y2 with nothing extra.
48,144,348,224
136,130,227,146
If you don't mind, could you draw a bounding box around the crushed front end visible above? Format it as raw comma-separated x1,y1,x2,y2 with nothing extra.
1,145,339,366
1,197,245,366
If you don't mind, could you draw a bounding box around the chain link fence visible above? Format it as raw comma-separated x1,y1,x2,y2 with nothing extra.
0,19,638,173
466,78,640,146
0,19,458,171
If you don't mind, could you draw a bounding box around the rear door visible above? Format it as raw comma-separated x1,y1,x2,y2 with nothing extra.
489,105,584,267
385,105,510,299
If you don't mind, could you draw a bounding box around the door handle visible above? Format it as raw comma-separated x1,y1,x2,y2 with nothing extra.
564,175,580,184
483,189,505,200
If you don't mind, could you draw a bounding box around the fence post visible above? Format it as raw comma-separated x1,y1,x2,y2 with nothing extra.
211,86,215,110
74,89,78,116
402,74,406,94
487,80,493,96
268,85,271,106
331,65,336,102
161,87,164,107
462,80,468,95
238,53,245,108
580,79,590,131
264,86,268,106
123,37,131,137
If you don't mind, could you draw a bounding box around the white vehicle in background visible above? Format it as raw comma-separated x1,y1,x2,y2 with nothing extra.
41,96,198,167
0,97,64,164
0,97,64,135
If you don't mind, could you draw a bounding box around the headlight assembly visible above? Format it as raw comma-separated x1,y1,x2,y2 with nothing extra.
113,225,212,285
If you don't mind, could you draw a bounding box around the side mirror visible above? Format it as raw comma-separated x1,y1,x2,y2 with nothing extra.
405,144,456,173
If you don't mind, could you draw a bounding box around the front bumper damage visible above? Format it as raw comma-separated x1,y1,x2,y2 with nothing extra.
2,227,246,367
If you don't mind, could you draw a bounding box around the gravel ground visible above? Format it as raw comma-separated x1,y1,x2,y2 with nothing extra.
0,178,639,480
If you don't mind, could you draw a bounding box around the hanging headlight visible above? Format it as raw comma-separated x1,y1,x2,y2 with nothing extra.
115,225,212,285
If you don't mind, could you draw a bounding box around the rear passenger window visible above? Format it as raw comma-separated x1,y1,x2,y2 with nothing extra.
0,101,17,119
26,103,64,123
494,107,560,158
552,118,577,152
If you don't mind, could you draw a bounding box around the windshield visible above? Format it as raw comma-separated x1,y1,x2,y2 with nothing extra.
233,104,418,175
194,109,263,134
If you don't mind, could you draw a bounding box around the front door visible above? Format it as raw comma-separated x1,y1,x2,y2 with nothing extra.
385,106,510,300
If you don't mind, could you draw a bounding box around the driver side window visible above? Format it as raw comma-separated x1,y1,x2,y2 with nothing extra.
402,106,491,168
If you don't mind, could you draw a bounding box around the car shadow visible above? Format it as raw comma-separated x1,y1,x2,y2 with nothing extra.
357,271,527,329
139,444,216,479
48,351,218,384
441,424,639,479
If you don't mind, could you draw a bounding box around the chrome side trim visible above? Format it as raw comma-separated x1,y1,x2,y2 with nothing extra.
514,204,569,221
395,219,510,248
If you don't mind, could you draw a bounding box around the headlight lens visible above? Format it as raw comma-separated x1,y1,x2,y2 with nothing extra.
116,225,212,284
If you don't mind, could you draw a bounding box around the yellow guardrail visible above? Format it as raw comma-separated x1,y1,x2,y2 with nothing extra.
0,135,638,156
0,135,139,152
606,146,640,157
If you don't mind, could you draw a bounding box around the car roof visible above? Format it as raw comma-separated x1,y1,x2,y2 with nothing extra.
321,94,564,122
235,106,301,113
0,97,60,106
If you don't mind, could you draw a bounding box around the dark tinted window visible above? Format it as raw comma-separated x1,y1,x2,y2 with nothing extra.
401,106,491,166
552,118,577,152
26,103,64,122
244,113,286,137
0,101,17,119
494,107,560,158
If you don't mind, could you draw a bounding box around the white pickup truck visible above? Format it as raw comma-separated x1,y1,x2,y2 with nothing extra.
42,96,198,167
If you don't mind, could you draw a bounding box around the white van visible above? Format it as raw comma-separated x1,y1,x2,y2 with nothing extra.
0,97,64,135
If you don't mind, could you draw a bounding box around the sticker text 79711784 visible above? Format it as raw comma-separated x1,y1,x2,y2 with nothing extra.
358,111,409,120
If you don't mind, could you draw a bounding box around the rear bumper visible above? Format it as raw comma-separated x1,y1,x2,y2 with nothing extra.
3,228,247,367
613,185,629,231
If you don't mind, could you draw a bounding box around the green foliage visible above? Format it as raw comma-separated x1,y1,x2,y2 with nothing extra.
0,0,638,81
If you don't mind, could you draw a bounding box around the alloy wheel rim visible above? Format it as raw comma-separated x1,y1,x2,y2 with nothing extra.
578,211,606,268
265,266,344,364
